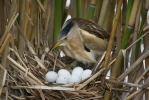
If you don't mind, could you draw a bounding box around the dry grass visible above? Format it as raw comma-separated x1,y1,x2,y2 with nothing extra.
0,0,149,100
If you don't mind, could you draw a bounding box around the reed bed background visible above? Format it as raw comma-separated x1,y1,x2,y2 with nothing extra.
0,0,149,100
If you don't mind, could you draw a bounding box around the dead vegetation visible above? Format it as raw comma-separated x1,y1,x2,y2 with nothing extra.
0,0,149,100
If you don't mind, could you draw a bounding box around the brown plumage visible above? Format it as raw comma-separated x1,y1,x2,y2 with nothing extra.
53,18,109,64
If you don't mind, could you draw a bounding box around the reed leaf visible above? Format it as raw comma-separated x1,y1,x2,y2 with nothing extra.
124,0,134,32
121,0,141,49
54,0,62,44
76,0,82,18
87,0,97,20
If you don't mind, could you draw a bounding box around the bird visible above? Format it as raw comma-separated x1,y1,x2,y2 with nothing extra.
51,18,109,64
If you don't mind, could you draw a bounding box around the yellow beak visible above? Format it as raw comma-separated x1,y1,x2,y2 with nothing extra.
50,39,65,51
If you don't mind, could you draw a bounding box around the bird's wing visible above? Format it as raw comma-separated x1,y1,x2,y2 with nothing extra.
79,29,108,53
66,18,110,39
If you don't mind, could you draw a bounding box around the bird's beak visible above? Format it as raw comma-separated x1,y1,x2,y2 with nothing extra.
50,37,66,51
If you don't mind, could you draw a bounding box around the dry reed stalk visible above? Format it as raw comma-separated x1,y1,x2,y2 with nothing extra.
25,13,34,26
103,0,123,68
106,79,142,88
0,33,11,54
76,90,96,95
16,21,47,70
0,0,4,37
18,0,26,55
87,96,103,99
47,52,66,68
24,0,30,35
122,0,127,35
126,77,149,100
8,56,44,85
98,0,109,27
93,0,103,22
128,0,143,84
103,1,124,99
43,1,51,35
130,1,142,65
1,36,10,69
9,48,27,69
10,64,41,85
26,0,37,41
106,0,116,33
11,85,75,91
91,0,97,5
106,65,149,98
125,31,149,51
47,0,55,47
145,0,149,8
0,65,7,95
10,94,26,100
63,90,79,95
143,25,149,31
27,43,47,70
0,33,10,96
118,50,149,81
9,0,17,20
76,68,106,90
92,51,106,73
144,27,149,98
34,12,39,54
128,0,141,27
115,23,122,55
102,2,110,29
70,0,77,18
81,0,86,18
109,32,149,98
37,0,45,12
83,0,90,19
104,50,123,100
0,13,18,47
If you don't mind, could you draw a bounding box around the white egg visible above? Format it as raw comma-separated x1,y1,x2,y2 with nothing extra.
58,69,71,79
68,75,81,84
56,76,68,84
45,71,58,82
72,66,84,77
81,69,92,81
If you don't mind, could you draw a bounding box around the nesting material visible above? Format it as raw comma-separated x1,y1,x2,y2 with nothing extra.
1,45,148,100
0,45,107,100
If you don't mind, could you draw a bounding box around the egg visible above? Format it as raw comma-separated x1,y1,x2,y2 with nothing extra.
68,75,81,84
56,76,68,84
72,66,84,77
58,69,71,79
45,71,58,82
81,69,92,81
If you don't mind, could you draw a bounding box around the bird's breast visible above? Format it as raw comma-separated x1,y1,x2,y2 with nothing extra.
59,40,97,64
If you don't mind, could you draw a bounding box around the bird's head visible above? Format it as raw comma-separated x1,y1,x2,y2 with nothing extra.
51,21,74,51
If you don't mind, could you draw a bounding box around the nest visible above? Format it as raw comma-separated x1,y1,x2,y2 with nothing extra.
0,34,149,100
0,40,114,100
1,39,149,100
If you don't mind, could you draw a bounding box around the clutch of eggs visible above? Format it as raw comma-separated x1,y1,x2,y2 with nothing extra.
45,66,92,84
